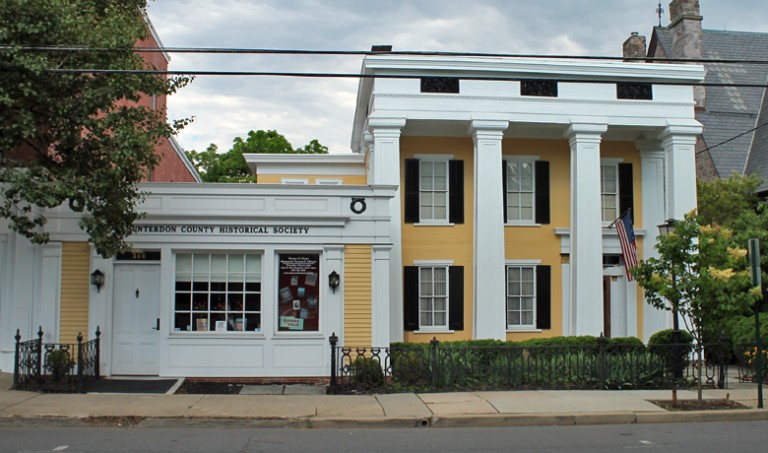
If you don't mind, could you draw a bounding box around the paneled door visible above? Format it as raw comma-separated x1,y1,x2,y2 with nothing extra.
112,264,161,375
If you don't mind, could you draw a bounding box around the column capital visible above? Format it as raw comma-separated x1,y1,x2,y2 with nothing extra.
368,117,407,132
659,123,702,147
469,120,508,140
565,122,607,137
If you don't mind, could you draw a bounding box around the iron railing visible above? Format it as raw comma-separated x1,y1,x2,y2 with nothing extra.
328,335,754,394
13,326,101,393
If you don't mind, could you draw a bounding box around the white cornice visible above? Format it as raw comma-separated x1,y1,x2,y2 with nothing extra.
361,56,705,83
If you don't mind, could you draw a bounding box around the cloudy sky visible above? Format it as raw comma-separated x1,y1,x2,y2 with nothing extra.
146,0,768,154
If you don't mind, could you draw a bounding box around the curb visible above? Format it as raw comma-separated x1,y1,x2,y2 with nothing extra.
2,410,767,429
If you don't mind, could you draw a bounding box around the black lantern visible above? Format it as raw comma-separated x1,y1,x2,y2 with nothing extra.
657,218,677,237
328,270,340,293
91,269,105,293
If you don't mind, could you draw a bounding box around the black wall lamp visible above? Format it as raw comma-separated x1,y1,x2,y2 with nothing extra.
91,269,105,293
328,270,340,293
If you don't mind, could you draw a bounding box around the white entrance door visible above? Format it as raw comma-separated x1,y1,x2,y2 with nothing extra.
603,266,628,338
112,264,161,375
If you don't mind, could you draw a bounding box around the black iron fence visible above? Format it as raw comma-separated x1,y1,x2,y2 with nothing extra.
329,335,765,394
13,326,101,393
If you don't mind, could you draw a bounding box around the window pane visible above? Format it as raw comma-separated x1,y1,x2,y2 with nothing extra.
245,255,261,273
434,297,446,311
522,297,534,310
522,311,534,325
434,312,446,326
228,254,244,272
211,254,226,273
509,312,520,325
520,163,533,191
193,254,209,273
176,254,192,273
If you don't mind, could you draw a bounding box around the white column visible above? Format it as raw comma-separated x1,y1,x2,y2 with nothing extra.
324,245,345,344
637,141,669,339
567,123,607,336
660,125,701,220
37,243,62,342
368,118,406,342
470,120,508,340
371,245,392,347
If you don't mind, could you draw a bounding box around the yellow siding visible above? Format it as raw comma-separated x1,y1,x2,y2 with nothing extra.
401,137,475,342
400,137,646,342
344,245,373,346
60,242,90,344
256,174,367,184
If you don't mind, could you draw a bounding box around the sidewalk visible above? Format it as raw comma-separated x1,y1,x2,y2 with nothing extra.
1,373,766,428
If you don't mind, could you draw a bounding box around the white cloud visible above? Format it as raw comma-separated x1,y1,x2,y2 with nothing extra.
149,0,768,154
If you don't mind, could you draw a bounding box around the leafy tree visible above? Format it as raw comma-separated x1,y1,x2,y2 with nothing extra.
185,130,328,183
697,173,760,227
632,213,759,400
0,0,191,257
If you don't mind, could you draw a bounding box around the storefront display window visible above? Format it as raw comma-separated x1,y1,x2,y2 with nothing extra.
277,253,320,332
174,253,261,332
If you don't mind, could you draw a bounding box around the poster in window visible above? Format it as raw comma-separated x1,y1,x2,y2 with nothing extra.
277,253,319,331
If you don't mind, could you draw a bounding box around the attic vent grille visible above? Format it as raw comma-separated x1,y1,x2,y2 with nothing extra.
521,80,558,97
617,82,653,100
420,77,460,93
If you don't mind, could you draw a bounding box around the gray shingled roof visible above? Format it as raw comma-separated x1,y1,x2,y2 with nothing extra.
652,28,768,188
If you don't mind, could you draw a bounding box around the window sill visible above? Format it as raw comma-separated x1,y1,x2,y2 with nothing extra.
413,329,454,334
505,222,541,227
506,328,542,333
414,222,454,227
169,331,265,339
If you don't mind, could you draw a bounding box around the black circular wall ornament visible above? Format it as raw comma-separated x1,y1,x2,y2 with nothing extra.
350,197,367,214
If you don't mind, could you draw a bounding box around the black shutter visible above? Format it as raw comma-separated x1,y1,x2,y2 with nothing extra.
536,265,551,330
535,161,550,224
618,163,634,223
404,159,420,224
448,160,464,224
502,160,508,222
403,266,419,331
448,266,464,331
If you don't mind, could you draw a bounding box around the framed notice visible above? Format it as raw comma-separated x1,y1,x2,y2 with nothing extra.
277,253,320,331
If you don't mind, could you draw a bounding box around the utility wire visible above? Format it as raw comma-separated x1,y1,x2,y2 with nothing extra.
4,45,768,65
14,68,766,89
702,121,768,153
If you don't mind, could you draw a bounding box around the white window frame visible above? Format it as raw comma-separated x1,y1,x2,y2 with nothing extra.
416,154,452,225
600,159,622,224
414,259,452,331
505,260,540,331
316,179,342,185
504,156,538,225
173,252,263,334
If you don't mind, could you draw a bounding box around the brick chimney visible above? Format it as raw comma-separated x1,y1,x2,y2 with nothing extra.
668,0,705,107
622,32,647,60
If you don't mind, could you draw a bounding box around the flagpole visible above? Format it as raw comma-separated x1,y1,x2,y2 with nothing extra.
607,208,632,229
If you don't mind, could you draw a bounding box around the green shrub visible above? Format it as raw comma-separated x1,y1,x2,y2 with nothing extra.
349,357,384,388
647,328,693,373
45,349,73,382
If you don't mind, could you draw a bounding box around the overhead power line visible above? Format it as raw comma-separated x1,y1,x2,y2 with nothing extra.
5,45,768,65
13,68,765,89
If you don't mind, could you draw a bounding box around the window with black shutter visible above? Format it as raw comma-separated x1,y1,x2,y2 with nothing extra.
404,158,464,224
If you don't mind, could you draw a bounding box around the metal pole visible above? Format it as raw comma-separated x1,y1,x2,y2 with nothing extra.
13,329,21,389
748,238,763,409
329,333,338,394
755,308,763,409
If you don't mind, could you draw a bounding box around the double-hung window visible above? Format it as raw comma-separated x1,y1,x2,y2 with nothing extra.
505,159,535,222
418,266,448,328
600,160,634,224
505,263,551,331
404,156,464,225
419,160,449,222
502,158,550,225
506,265,536,328
601,163,619,223
403,264,464,331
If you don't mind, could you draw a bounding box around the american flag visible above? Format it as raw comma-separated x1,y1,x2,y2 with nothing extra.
616,210,639,281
